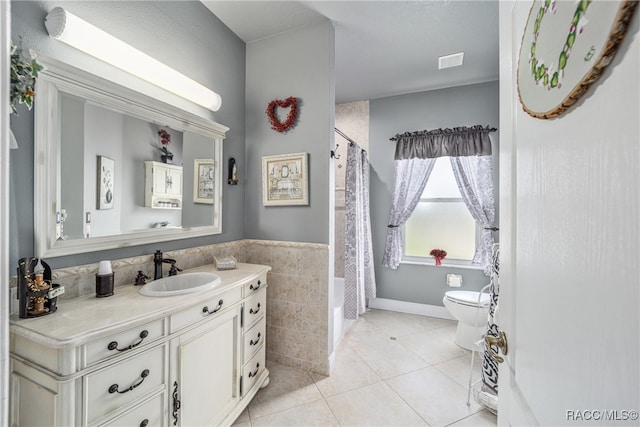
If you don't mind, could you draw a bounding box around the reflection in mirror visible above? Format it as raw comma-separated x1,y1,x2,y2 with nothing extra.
35,58,228,257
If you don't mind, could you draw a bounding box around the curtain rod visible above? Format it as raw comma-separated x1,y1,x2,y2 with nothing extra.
335,127,356,146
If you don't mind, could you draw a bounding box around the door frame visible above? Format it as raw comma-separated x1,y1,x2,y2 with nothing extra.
1,1,12,424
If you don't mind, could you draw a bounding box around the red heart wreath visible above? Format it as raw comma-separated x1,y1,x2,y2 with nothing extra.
266,97,298,133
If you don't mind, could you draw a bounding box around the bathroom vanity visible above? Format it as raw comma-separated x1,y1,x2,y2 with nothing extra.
9,263,269,426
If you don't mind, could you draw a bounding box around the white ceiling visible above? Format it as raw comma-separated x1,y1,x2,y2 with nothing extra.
201,1,499,104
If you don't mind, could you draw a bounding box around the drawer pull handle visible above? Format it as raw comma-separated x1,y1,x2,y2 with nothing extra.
108,330,149,352
250,332,261,346
202,300,224,315
140,420,149,427
248,362,260,378
108,369,150,394
249,280,262,291
249,303,261,315
172,381,181,426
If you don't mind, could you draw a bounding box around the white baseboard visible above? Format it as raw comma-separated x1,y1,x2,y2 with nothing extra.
368,297,455,320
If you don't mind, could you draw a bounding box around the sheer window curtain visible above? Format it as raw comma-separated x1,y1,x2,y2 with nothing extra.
450,155,495,275
382,157,436,269
383,125,496,273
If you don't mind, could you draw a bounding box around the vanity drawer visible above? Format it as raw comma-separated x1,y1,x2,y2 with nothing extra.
242,345,266,396
86,319,165,367
99,392,165,427
170,287,242,333
85,344,167,425
243,273,267,296
243,319,265,362
244,288,266,329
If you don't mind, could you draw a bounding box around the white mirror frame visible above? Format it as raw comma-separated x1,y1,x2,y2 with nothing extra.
34,57,228,257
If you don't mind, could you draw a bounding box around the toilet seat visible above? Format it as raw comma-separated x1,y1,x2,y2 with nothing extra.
444,291,490,307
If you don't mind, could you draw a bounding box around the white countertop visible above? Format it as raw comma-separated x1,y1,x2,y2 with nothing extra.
10,263,270,349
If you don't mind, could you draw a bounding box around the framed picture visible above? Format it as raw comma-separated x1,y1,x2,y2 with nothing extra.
193,159,215,204
517,0,638,119
97,156,114,210
262,152,309,206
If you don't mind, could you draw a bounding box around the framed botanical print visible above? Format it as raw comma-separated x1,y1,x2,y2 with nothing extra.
262,152,309,206
193,159,215,204
97,155,114,210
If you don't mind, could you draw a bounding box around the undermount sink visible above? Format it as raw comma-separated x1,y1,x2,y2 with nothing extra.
139,272,221,297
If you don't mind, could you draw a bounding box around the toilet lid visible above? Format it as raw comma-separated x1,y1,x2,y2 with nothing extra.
445,291,490,306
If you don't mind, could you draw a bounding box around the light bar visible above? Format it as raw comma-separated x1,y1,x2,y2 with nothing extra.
44,7,222,112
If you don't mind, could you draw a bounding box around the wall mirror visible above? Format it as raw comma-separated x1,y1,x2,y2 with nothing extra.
34,57,228,257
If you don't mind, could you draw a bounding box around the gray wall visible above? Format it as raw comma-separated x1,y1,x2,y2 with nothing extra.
245,20,335,244
60,95,85,238
369,81,499,306
10,1,246,268
83,103,124,237
182,131,218,228
119,117,184,232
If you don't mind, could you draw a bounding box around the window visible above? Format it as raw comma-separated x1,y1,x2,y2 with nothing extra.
404,157,476,263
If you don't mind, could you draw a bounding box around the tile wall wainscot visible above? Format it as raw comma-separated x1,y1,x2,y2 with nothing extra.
8,241,248,302
244,240,330,376
8,239,331,375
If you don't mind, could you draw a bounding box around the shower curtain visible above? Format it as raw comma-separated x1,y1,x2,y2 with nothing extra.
344,142,376,319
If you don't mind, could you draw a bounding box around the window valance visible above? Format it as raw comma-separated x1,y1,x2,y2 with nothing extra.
390,125,496,160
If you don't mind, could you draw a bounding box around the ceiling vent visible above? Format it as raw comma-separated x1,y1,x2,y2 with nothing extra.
438,52,464,70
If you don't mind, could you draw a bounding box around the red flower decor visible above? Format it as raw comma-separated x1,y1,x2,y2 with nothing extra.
266,97,298,133
157,129,172,156
430,249,447,266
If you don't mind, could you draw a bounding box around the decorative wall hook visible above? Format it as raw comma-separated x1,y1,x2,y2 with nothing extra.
330,144,340,159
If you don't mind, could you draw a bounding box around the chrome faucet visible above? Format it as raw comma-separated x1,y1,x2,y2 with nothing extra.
153,250,181,280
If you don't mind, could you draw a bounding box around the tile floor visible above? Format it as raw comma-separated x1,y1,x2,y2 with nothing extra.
233,309,497,427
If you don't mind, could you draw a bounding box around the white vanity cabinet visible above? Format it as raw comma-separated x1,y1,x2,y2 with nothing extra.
10,327,168,427
240,277,268,400
9,263,270,427
145,161,183,209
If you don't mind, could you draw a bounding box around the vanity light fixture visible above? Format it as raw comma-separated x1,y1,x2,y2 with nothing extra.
44,7,222,112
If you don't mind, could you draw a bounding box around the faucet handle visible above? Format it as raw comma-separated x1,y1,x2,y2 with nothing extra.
135,271,150,285
168,265,182,276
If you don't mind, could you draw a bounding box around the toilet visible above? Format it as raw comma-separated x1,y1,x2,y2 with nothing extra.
443,290,491,350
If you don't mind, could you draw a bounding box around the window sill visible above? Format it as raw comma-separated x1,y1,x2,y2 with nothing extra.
400,257,482,271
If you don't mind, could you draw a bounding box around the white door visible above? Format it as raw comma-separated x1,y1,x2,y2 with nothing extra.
498,2,639,426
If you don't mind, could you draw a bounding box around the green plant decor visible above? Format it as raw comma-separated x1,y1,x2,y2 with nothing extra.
10,43,44,114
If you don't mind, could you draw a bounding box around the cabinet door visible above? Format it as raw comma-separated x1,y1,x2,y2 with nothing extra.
167,168,182,197
152,166,169,197
171,307,240,427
